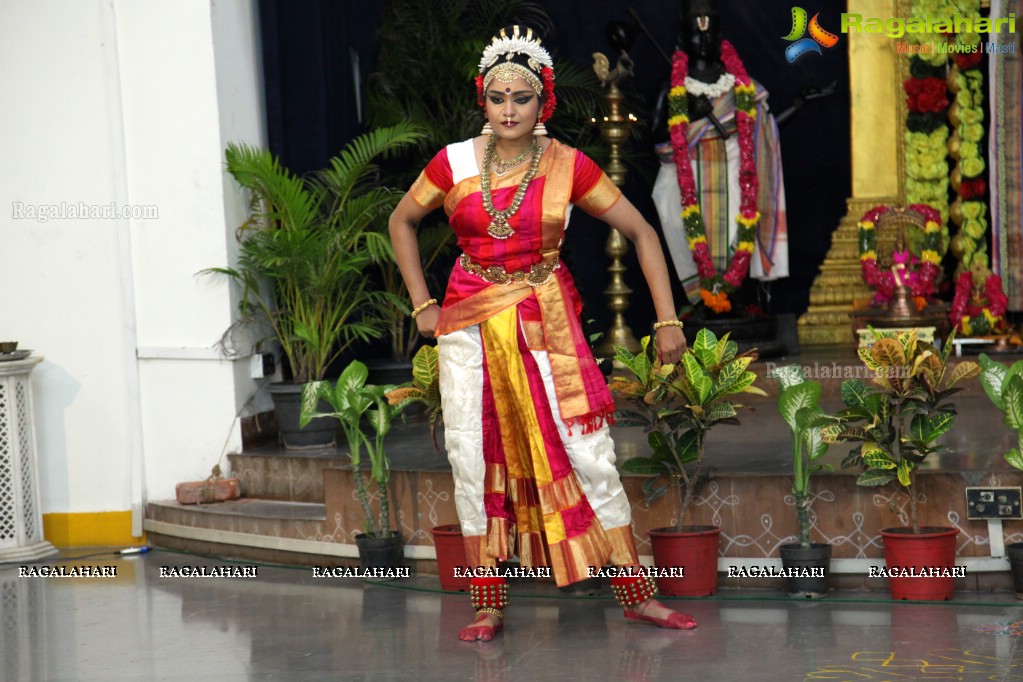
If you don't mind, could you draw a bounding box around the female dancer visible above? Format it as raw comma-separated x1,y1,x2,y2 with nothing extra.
389,25,696,642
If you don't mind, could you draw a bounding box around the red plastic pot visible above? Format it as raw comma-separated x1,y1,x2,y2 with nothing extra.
431,524,471,592
648,526,721,596
880,526,959,601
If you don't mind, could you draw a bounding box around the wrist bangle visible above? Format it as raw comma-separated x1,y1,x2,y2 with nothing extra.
652,320,684,332
410,298,438,319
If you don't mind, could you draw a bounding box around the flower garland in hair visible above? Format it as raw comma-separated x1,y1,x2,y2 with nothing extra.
668,41,758,315
857,204,942,308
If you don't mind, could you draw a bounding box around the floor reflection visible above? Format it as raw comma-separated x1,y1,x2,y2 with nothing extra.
4,550,1023,680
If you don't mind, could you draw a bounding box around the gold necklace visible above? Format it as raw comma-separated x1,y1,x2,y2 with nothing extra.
493,144,532,175
481,134,542,239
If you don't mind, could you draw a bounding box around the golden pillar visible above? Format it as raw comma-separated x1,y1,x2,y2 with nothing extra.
797,0,907,345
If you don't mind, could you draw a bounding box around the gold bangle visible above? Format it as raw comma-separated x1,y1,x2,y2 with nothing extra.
410,298,438,319
652,320,684,332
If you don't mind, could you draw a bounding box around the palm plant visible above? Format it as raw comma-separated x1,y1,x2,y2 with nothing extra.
208,123,423,383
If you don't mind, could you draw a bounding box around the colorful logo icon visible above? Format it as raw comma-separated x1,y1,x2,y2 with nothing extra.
783,7,839,62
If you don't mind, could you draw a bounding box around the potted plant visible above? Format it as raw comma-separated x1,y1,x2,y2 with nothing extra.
769,365,841,598
827,329,979,600
977,353,1023,598
301,360,403,568
207,123,422,448
611,329,765,596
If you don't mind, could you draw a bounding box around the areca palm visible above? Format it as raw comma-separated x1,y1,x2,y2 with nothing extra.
208,123,423,383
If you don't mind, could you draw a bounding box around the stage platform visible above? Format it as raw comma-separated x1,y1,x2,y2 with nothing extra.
144,347,1023,594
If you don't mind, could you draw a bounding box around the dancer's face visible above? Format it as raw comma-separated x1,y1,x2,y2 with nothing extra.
485,76,541,144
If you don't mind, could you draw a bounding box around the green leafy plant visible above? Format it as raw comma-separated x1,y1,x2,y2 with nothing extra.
827,330,979,532
206,123,423,383
384,344,443,450
977,354,1023,471
770,365,841,549
301,360,399,538
610,329,765,531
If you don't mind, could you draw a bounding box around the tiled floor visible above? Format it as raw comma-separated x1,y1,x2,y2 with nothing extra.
5,549,1023,681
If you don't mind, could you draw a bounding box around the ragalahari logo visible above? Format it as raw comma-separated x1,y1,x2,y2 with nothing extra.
783,7,840,62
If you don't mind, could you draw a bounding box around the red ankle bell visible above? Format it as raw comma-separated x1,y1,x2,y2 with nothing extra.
610,575,657,607
469,576,509,610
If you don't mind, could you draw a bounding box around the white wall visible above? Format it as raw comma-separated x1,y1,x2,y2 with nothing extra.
0,0,267,532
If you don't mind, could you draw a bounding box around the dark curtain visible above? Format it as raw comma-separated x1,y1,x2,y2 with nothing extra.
258,0,850,325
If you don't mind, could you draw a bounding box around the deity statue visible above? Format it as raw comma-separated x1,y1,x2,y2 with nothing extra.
650,0,789,312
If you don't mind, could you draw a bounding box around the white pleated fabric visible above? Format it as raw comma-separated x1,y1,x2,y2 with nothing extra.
437,322,633,539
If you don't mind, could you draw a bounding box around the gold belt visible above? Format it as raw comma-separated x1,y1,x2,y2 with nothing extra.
459,252,560,287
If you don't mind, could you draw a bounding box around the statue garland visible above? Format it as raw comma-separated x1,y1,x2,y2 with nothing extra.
667,41,758,314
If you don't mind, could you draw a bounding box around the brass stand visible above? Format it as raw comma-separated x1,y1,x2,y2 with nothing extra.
592,51,640,356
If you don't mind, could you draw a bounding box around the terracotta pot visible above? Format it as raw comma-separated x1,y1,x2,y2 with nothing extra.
648,526,721,596
880,526,959,601
431,524,471,592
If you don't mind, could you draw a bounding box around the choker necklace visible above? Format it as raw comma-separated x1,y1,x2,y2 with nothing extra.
493,144,533,175
481,134,542,239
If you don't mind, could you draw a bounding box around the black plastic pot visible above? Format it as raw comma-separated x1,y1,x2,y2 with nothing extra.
355,532,403,572
1007,542,1023,600
779,543,831,598
267,382,337,449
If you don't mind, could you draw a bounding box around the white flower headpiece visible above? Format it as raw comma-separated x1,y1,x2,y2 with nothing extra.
478,27,553,75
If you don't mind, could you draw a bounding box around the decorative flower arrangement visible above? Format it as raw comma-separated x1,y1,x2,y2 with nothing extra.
903,0,951,225
946,1,989,276
951,269,1009,336
668,41,758,315
857,205,943,307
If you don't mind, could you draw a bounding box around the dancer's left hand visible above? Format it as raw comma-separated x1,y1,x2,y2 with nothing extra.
654,326,686,364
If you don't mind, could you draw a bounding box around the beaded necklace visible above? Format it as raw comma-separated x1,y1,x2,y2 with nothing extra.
668,41,759,314
481,134,542,239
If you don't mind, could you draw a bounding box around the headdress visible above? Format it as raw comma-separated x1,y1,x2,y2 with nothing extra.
475,25,557,124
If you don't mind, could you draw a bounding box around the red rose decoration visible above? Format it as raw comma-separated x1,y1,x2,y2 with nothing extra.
904,77,948,113
954,51,982,70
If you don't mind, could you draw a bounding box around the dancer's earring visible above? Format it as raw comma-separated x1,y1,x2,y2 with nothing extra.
533,121,548,136
481,121,494,135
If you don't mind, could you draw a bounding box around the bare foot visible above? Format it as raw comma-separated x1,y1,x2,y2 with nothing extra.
458,612,504,641
624,599,697,629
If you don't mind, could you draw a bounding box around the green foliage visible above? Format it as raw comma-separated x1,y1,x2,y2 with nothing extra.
769,365,838,548
825,330,980,531
610,329,764,530
978,354,1023,474
384,345,444,449
206,124,423,383
301,360,405,538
